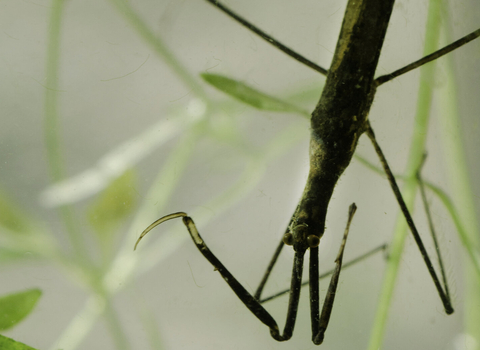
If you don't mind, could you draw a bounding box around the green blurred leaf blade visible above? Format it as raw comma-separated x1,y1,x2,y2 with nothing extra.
87,169,137,237
201,73,309,116
0,289,42,331
0,334,38,350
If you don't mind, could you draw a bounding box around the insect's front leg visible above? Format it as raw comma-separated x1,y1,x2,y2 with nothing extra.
135,212,307,342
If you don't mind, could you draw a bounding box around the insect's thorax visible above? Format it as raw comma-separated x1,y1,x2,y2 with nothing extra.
289,0,395,252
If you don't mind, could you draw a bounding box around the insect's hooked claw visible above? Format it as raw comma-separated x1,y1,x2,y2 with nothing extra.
134,212,188,250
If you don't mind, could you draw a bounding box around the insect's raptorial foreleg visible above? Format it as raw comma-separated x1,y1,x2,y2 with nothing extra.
204,0,327,75
134,212,307,342
365,122,454,314
310,203,357,345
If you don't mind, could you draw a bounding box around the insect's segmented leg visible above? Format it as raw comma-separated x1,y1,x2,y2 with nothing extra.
205,0,480,85
254,237,285,300
135,212,307,342
365,122,454,314
204,0,328,75
375,27,480,86
281,250,305,340
311,203,357,345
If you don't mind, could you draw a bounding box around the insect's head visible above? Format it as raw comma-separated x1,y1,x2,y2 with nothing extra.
283,222,320,250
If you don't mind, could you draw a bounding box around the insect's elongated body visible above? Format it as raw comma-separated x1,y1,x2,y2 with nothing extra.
134,0,480,344
292,0,394,253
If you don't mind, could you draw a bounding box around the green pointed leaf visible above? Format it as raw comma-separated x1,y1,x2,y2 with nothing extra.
284,82,324,105
0,289,42,331
87,169,137,236
0,188,33,234
0,334,38,350
201,73,309,116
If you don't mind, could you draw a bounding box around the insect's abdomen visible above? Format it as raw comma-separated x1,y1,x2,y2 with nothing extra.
295,0,395,242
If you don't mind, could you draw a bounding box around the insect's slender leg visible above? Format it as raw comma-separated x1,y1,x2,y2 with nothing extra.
204,0,328,76
376,27,480,86
365,122,454,314
309,245,320,339
417,155,451,301
282,250,305,340
259,243,388,304
135,212,307,342
206,0,480,84
184,215,308,341
254,237,285,300
311,203,357,345
254,213,299,300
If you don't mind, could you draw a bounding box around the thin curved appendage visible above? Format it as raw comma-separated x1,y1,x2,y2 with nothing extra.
416,155,451,302
134,212,187,251
365,122,453,314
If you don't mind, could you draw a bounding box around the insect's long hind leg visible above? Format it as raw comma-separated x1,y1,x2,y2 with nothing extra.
365,122,453,314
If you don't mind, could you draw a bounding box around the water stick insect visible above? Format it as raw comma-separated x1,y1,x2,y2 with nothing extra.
135,0,480,345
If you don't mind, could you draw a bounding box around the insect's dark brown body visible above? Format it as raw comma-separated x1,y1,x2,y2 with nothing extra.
293,0,394,253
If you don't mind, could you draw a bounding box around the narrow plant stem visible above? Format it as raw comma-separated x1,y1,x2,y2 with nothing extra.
45,2,208,349
438,7,480,347
49,0,216,343
108,0,209,101
367,1,442,349
132,288,165,350
45,0,89,263
49,290,131,350
49,296,106,350
103,298,131,350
